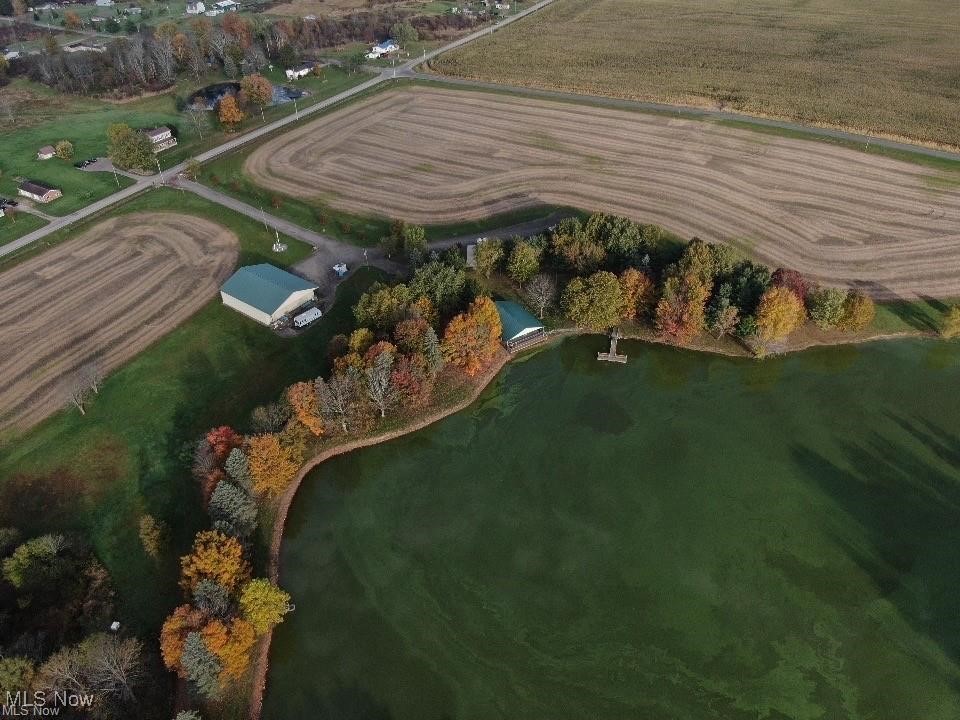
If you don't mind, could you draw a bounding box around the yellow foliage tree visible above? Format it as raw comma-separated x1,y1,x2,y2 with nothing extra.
287,382,324,436
247,433,300,497
179,531,251,594
756,286,806,343
838,290,875,332
201,617,257,682
941,305,960,339
348,327,375,355
239,578,291,634
619,267,655,321
160,604,205,676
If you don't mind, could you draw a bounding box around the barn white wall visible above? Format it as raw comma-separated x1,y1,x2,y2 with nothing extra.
220,292,273,326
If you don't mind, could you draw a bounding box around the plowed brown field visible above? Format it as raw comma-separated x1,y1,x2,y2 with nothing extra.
0,213,238,432
245,86,960,298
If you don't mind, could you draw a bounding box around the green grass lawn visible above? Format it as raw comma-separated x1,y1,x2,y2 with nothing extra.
0,186,313,271
0,211,47,248
0,68,371,217
0,186,386,634
874,296,958,335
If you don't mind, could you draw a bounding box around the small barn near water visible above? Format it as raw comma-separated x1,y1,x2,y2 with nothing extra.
495,301,545,351
220,264,317,326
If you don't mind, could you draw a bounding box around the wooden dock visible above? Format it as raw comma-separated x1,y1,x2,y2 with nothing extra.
597,330,628,363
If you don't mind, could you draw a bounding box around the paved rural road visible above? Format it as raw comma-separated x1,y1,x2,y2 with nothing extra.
7,0,960,262
0,0,558,262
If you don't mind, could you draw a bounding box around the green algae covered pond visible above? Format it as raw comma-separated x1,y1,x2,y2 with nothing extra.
264,336,960,719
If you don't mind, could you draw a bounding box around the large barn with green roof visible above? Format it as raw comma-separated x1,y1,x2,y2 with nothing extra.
220,264,318,326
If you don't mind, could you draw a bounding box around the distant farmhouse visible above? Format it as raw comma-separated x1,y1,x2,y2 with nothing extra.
366,38,398,59
186,1,206,14
285,62,316,81
142,126,177,153
19,180,62,204
37,145,55,160
94,0,114,6
220,264,318,326
215,0,240,11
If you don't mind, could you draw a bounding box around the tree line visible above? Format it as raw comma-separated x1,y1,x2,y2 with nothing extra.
468,212,879,353
161,251,503,717
8,7,478,96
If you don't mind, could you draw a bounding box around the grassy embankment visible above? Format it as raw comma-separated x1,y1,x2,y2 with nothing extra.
430,0,960,150
0,187,387,638
0,212,47,248
0,66,370,234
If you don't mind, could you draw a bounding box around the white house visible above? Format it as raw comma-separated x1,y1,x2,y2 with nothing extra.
220,264,318,326
204,8,222,16
285,62,315,80
142,126,177,153
186,1,205,13
215,0,239,10
366,38,398,58
94,0,114,7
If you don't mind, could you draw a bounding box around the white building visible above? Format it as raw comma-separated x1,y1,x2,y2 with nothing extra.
366,38,399,59
142,126,178,153
186,1,205,14
220,264,318,326
37,145,55,160
19,180,62,204
285,62,315,80
215,0,239,10
94,0,114,7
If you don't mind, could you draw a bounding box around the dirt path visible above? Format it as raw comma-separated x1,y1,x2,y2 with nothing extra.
245,86,960,299
0,213,238,432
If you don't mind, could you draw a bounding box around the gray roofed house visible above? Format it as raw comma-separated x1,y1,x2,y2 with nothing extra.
220,264,318,326
18,180,62,204
37,145,55,160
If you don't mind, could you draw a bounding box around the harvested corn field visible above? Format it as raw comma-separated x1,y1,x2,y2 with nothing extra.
0,213,238,432
244,86,960,298
430,0,960,149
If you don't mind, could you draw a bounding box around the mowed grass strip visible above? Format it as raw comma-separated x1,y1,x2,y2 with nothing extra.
0,212,47,248
0,188,353,634
430,0,960,149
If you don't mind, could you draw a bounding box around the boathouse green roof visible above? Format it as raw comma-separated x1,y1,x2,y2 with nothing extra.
221,264,316,314
495,300,544,342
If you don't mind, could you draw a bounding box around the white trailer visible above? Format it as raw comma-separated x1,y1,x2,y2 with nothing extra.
293,306,322,328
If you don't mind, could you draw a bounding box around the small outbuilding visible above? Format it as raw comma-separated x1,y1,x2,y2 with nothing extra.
37,145,55,160
18,180,62,204
285,62,316,80
495,300,545,350
220,263,318,326
186,1,206,14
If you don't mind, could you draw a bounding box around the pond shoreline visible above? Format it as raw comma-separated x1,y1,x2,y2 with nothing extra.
246,323,935,718
248,350,511,720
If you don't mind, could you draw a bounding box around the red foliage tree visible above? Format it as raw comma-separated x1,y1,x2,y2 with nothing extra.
390,354,431,407
771,268,809,303
206,426,242,462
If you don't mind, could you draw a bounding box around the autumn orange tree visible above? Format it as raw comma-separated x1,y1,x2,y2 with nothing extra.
218,95,244,130
240,73,273,121
654,273,711,343
756,286,806,344
160,604,205,675
180,531,251,593
247,433,300,497
619,267,655,321
287,382,324,436
441,296,502,376
201,617,257,682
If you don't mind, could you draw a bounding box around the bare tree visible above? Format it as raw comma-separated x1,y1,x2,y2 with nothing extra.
66,377,91,416
85,634,144,704
365,351,396,418
191,439,217,479
81,362,104,395
526,274,556,319
316,371,357,433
